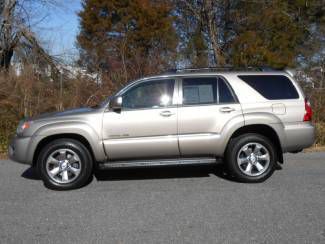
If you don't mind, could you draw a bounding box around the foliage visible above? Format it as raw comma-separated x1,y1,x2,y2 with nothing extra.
77,0,178,79
175,0,324,68
315,122,325,146
0,120,16,154
0,68,122,154
184,26,209,68
230,1,304,68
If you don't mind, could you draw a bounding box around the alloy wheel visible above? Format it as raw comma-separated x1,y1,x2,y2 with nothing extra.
45,148,82,184
236,142,270,177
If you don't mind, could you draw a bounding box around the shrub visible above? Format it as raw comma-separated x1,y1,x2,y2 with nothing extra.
0,120,17,154
315,122,325,147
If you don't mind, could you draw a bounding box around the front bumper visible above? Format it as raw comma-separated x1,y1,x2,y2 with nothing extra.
8,135,33,165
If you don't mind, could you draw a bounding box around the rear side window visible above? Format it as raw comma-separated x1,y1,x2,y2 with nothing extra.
183,77,217,105
238,75,299,100
182,77,237,105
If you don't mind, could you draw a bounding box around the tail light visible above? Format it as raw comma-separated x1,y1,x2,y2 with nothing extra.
303,98,312,121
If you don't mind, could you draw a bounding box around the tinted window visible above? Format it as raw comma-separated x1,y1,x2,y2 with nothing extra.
219,79,236,103
122,79,175,109
183,77,217,105
238,75,299,100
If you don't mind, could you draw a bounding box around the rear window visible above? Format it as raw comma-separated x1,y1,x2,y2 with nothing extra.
238,75,299,100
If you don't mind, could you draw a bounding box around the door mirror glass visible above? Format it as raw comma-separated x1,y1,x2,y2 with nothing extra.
109,96,122,111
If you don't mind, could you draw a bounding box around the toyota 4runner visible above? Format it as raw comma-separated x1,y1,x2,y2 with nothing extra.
9,70,315,190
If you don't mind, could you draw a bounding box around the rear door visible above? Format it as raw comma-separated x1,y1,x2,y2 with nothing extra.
178,76,243,156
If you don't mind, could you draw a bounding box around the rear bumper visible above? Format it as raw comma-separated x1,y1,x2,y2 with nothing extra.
8,135,33,165
283,122,316,153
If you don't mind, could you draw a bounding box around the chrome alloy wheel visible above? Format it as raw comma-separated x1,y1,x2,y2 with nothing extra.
45,149,82,184
237,142,270,177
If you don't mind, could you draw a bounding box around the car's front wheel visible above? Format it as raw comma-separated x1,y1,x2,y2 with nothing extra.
225,133,276,182
37,139,93,190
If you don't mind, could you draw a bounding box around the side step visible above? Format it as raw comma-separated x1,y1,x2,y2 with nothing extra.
98,157,217,170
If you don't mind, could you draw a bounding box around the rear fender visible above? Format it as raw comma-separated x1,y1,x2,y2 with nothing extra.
218,112,285,156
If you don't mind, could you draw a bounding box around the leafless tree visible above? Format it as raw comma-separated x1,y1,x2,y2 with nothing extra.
0,0,58,73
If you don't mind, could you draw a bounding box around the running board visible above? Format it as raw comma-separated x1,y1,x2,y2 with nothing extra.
98,157,217,170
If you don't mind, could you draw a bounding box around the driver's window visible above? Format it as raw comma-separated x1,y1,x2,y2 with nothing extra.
122,79,175,109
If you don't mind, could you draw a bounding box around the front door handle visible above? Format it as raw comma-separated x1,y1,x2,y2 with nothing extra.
160,110,174,117
219,107,235,113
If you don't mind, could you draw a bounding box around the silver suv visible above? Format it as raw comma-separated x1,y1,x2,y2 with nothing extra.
9,70,315,190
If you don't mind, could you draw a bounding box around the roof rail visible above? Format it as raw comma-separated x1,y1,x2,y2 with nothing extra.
164,66,280,74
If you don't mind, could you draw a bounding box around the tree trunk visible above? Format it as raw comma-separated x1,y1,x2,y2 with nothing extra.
0,48,14,69
203,0,225,66
207,20,225,66
0,0,17,71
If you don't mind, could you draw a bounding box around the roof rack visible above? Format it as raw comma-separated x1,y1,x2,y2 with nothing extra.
164,66,280,74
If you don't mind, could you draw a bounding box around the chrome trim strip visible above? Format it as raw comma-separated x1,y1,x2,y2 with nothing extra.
106,133,220,140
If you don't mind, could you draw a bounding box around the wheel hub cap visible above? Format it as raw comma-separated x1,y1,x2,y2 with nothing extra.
59,160,69,170
249,153,257,164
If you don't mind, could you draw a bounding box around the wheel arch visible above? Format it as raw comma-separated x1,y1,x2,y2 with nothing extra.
227,124,284,164
32,133,97,167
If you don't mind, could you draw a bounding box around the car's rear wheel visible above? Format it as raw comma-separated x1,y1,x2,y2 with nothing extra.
37,139,93,190
225,133,276,182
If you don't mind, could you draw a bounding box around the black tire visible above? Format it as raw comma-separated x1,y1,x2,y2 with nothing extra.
37,138,93,190
225,133,276,183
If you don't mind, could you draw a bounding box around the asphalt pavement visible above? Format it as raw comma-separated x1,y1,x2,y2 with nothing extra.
0,152,325,243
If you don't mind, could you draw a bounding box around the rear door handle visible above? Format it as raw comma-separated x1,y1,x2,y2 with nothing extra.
160,110,174,117
219,107,235,113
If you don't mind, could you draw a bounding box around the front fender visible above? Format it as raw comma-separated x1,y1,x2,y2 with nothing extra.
26,121,106,163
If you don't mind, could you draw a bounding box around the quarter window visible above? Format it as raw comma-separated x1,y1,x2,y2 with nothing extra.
122,79,175,109
238,75,299,100
218,79,236,104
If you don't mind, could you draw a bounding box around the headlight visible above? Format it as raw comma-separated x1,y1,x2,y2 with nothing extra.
16,121,32,135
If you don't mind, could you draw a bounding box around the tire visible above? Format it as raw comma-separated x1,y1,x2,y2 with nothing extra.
37,138,93,190
225,133,276,183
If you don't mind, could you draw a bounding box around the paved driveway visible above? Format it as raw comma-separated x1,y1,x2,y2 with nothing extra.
0,153,325,243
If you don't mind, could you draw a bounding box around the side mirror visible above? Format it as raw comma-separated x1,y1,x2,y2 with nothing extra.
109,96,122,111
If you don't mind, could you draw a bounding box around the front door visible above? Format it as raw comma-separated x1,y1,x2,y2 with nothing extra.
102,78,179,160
